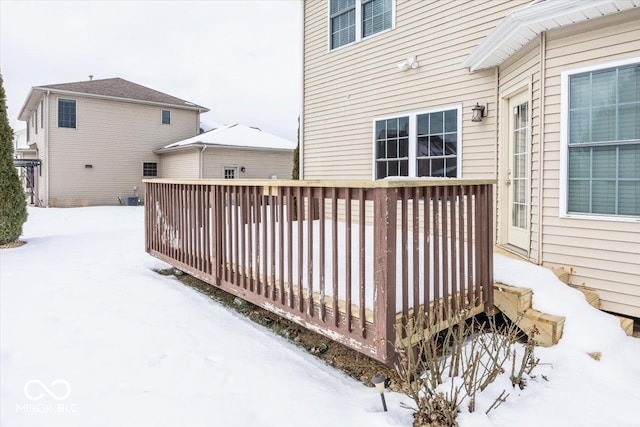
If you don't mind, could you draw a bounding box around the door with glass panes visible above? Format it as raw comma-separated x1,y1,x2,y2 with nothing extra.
505,92,530,250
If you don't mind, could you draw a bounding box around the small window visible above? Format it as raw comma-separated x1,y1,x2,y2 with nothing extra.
416,109,458,178
143,162,158,177
223,167,237,179
40,100,44,128
375,116,409,179
58,98,76,128
26,119,30,141
161,110,171,125
35,109,38,134
330,0,393,50
330,0,356,49
362,0,393,38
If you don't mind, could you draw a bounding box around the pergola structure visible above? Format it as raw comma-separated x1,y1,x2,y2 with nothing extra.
13,158,41,205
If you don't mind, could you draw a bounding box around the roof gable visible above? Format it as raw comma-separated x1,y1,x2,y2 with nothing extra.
38,77,207,109
19,77,208,120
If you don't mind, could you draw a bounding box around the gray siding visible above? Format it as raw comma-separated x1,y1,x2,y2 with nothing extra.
44,94,199,206
202,147,293,179
159,150,200,179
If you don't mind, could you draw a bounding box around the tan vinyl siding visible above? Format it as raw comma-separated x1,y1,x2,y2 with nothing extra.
159,150,200,179
46,94,199,206
541,8,640,317
303,0,528,180
202,148,293,180
497,40,542,260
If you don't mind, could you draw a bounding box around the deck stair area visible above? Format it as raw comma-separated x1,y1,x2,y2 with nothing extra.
493,246,634,344
493,283,565,346
551,266,634,336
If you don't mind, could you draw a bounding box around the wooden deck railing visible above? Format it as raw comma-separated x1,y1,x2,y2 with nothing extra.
145,179,494,364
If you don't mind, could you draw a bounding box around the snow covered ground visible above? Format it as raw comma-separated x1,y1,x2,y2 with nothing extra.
1,207,639,427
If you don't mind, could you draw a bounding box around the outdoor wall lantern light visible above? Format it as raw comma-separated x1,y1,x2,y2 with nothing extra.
240,166,246,173
471,103,486,122
371,374,388,412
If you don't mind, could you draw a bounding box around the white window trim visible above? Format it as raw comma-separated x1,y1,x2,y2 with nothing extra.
559,55,640,223
371,104,463,180
57,97,77,129
327,0,396,52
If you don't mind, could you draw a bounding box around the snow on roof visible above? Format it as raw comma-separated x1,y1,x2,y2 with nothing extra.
159,124,296,152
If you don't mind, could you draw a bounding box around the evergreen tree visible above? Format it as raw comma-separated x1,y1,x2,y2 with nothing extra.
292,116,299,180
0,74,27,244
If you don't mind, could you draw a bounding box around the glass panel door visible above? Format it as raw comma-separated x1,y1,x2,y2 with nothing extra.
506,91,530,250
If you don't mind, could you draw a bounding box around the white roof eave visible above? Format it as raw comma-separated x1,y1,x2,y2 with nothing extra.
463,0,640,72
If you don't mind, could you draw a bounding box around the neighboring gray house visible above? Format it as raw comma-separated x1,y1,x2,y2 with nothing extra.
156,124,296,180
17,77,208,206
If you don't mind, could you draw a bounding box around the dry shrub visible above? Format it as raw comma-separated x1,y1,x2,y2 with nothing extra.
395,311,541,426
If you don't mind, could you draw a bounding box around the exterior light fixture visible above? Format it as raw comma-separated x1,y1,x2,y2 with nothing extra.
240,166,246,172
471,103,486,122
371,373,388,412
397,56,419,71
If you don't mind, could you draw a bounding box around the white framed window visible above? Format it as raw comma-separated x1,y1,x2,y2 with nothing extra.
223,166,238,179
329,0,394,50
373,105,462,179
161,109,171,125
560,57,640,220
58,98,76,128
40,100,44,128
142,162,158,177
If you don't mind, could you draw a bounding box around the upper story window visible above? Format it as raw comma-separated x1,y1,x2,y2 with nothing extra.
330,0,393,50
34,109,38,134
26,119,30,141
374,106,461,179
58,98,76,128
40,100,44,128
143,162,158,177
562,59,639,219
161,109,171,125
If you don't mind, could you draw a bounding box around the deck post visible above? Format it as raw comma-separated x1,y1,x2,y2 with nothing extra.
373,187,398,364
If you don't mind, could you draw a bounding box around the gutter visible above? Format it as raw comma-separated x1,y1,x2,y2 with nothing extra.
45,90,50,207
155,143,296,155
199,146,207,179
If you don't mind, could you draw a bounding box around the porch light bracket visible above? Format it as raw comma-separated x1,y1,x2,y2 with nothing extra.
471,103,486,122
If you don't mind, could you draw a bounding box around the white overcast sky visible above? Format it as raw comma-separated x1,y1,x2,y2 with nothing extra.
0,0,303,141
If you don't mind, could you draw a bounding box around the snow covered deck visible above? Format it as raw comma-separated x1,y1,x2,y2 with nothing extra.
144,179,495,363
